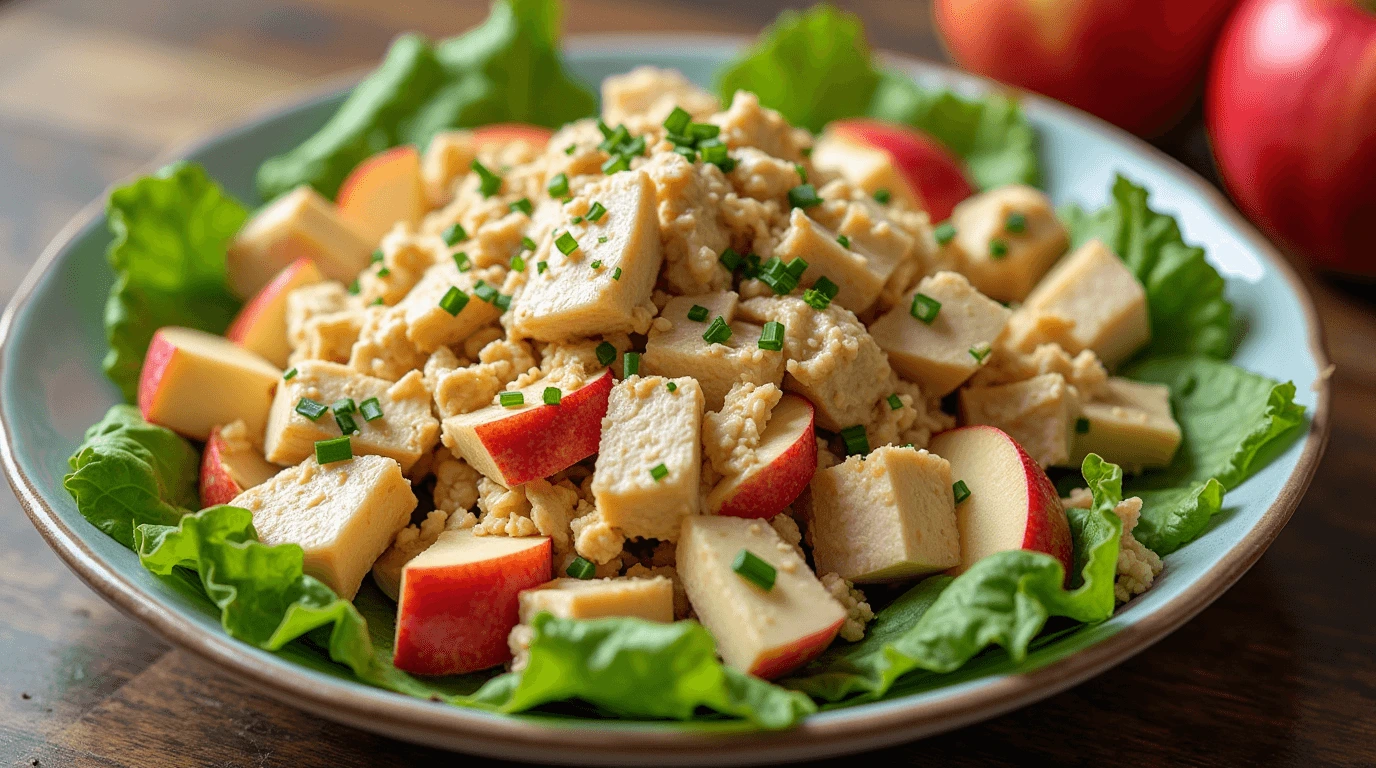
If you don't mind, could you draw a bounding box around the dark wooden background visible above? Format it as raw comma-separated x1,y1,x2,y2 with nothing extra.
1,1,1373,766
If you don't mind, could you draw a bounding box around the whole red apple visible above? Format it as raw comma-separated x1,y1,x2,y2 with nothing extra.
934,0,1237,137
1207,0,1376,277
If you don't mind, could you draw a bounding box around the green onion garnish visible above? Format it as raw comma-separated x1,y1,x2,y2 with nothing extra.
934,222,956,245
686,304,709,322
537,261,548,274
565,556,596,579
873,188,891,204
598,236,609,244
953,480,971,504
371,249,384,264
347,280,360,295
699,140,733,171
510,254,526,272
910,293,941,324
360,398,384,422
571,215,584,224
453,251,471,272
596,120,614,139
590,260,603,270
439,287,469,316
887,393,903,410
666,381,678,392
442,223,468,246
787,183,822,209
663,106,691,135
371,297,385,306
650,463,669,481
587,201,607,222
785,257,808,279
521,236,537,251
802,275,839,310
334,411,359,436
840,424,870,456
687,122,719,141
989,239,1009,259
719,248,743,271
1076,417,1091,434
731,549,776,591
543,386,562,406
702,316,732,345
473,280,498,303
602,154,631,175
969,342,992,363
612,267,622,280
332,398,357,415
499,391,524,408
564,143,577,155
836,234,850,249
596,341,617,366
623,351,640,376
1005,212,1027,233
758,321,785,351
547,172,569,198
314,436,352,464
295,398,328,421
510,197,533,216
377,266,391,278
471,160,502,197
674,145,698,162
555,231,579,255
283,368,298,381
494,293,512,312
794,163,808,183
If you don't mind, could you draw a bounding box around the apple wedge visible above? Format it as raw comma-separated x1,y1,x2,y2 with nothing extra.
442,368,613,488
199,423,280,508
394,529,552,676
814,118,976,221
227,186,372,298
336,145,425,244
708,394,817,519
225,257,324,368
473,123,555,152
928,425,1073,580
138,327,282,441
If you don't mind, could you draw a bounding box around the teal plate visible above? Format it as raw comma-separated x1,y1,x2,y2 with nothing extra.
0,36,1331,765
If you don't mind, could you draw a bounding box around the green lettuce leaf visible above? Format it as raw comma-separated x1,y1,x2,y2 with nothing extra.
63,405,200,547
1124,356,1307,554
257,0,596,202
714,3,1038,189
134,505,374,676
782,455,1123,702
1062,174,1233,359
103,163,247,402
466,615,814,728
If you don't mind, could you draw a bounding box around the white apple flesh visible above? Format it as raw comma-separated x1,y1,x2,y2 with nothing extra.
336,145,426,244
138,327,282,441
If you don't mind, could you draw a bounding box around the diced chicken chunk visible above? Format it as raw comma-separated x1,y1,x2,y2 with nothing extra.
960,373,1081,468
949,185,1068,303
601,66,719,125
396,261,505,353
1068,378,1182,470
772,208,886,314
641,292,785,411
227,186,373,298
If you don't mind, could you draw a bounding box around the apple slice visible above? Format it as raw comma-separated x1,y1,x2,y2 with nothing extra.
394,529,552,676
473,123,555,152
815,118,976,221
336,145,425,244
708,394,817,519
225,257,324,368
677,515,845,680
928,425,1073,580
199,423,280,508
227,186,372,298
138,327,282,441
442,368,613,488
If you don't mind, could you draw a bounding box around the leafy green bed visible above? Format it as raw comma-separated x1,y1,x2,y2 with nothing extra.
62,1,1306,729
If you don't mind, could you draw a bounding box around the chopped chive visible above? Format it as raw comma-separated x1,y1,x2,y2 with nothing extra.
731,549,776,591
758,256,799,295
598,124,629,152
663,105,691,135
442,223,468,246
347,280,359,295
571,215,584,224
887,393,903,410
370,297,385,306
873,188,892,204
471,160,502,197
785,257,808,279
499,391,524,408
439,286,469,316
934,222,956,245
314,436,352,464
836,234,850,249
719,247,743,271
473,280,498,303
953,480,971,505
510,254,526,272
334,410,359,436
910,293,941,324
1005,212,1027,233
1076,417,1091,434
612,267,622,280
666,381,678,392
521,236,538,251
840,424,870,456
687,122,719,141
547,172,569,198
564,143,577,155
802,275,839,310
674,145,698,162
371,249,384,264
360,397,384,422
699,140,731,169
601,154,631,174
537,261,548,274
543,386,562,405
555,231,579,255
510,197,533,215
295,398,328,421
622,351,640,376
787,183,822,208
565,556,596,579
331,398,357,415
587,201,607,222
494,293,512,312
283,367,298,381
969,342,992,363
702,316,732,345
590,260,603,270
794,162,808,183
758,321,785,351
596,341,617,366
686,304,709,322
989,239,1009,259
596,120,614,139
453,251,471,272
598,236,609,244
650,463,669,481
801,146,814,158
377,266,391,278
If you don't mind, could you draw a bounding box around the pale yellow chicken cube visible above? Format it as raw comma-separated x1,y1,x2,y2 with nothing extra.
396,261,504,353
518,576,675,624
641,292,785,411
949,185,1068,303
773,208,886,314
227,186,373,298
1068,378,1181,470
960,373,1081,468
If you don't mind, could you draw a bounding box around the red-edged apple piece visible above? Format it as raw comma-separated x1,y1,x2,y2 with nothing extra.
816,118,977,221
336,145,426,244
199,424,281,508
442,368,613,488
472,123,555,153
928,425,1073,581
393,529,551,676
225,257,324,368
708,394,816,519
138,327,282,441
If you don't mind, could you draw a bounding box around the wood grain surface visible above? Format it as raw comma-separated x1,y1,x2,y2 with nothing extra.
1,1,1372,766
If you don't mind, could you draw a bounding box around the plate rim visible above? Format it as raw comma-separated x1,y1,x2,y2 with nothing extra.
0,33,1332,764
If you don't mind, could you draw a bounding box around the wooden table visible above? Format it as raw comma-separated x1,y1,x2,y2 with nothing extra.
1,1,1372,765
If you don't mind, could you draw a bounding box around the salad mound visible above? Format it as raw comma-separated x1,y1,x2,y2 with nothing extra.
63,1,1305,729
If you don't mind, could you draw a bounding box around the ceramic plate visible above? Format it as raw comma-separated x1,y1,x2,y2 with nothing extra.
0,35,1331,765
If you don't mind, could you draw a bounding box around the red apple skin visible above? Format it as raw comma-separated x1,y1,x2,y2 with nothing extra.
715,396,817,519
225,257,323,368
473,123,555,150
935,0,1237,137
470,370,613,487
199,427,245,508
137,331,177,421
1207,0,1376,277
393,537,552,676
829,118,977,222
749,618,844,680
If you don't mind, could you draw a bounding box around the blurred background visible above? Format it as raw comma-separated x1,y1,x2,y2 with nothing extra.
1,1,1373,766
